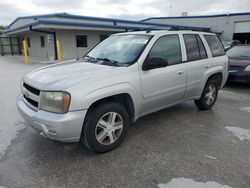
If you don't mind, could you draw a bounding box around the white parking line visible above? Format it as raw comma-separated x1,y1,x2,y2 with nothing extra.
240,107,250,113
219,90,235,95
205,155,217,160
158,178,231,188
226,127,250,141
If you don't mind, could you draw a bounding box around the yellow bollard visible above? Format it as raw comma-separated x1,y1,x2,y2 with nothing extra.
22,40,28,64
56,40,62,63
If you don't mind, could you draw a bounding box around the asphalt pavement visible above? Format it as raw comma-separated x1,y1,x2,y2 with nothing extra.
0,56,249,188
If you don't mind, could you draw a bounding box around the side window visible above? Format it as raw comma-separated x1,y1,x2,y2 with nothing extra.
76,35,87,48
27,37,31,48
148,35,182,66
183,34,200,61
204,35,225,57
40,36,45,48
196,35,207,59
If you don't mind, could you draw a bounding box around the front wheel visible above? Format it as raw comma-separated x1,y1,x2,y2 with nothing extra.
194,79,219,110
81,102,129,153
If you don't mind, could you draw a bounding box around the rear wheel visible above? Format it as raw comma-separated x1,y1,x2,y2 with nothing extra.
81,102,129,153
195,79,219,110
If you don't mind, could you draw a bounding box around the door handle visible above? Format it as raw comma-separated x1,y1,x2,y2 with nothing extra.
177,70,185,75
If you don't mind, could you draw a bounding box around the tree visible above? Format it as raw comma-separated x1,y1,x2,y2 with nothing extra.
0,25,5,30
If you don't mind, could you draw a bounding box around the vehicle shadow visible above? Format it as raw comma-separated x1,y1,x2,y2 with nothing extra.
0,102,222,187
225,81,250,89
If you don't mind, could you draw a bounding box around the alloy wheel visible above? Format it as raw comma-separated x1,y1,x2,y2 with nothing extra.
95,112,123,145
205,84,217,105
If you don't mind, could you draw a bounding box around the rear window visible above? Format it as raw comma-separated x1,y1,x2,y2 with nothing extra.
204,35,225,57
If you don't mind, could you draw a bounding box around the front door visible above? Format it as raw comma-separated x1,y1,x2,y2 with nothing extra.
139,34,187,114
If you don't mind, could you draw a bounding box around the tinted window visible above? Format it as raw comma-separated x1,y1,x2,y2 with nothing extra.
196,35,207,59
183,34,200,61
27,37,31,47
40,36,45,48
76,35,87,47
148,35,182,66
204,35,225,57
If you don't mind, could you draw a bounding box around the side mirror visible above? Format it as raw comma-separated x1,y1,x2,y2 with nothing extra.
142,57,168,71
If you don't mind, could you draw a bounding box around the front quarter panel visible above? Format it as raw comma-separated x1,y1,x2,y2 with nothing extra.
85,83,139,109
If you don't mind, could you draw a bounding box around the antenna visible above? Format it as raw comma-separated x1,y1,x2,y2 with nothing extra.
169,4,172,17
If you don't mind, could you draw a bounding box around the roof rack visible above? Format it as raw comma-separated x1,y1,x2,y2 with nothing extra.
131,25,211,33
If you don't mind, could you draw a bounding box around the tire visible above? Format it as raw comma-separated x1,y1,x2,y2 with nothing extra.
81,102,129,153
194,78,219,110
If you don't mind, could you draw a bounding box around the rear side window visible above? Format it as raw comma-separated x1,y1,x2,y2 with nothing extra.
183,34,200,61
149,34,182,66
196,35,207,59
204,35,225,57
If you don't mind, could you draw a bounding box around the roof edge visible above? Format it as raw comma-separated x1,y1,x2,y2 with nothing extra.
5,12,210,33
4,19,210,34
141,12,250,21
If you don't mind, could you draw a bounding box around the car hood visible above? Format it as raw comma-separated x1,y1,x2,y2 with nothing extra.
22,60,123,91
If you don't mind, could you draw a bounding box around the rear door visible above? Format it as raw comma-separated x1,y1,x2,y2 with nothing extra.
183,34,210,98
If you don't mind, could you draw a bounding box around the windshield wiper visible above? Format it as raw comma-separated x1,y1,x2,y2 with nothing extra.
96,58,120,67
84,55,97,61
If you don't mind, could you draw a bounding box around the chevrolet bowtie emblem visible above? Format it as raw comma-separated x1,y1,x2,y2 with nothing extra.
23,90,29,98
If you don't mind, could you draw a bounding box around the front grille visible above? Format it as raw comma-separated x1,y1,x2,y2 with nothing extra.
24,95,38,107
23,82,40,95
229,65,243,71
22,82,40,110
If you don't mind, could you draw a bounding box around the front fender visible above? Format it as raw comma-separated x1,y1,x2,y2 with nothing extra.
71,83,140,116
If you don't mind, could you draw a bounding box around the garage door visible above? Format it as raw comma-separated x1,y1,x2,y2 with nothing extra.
234,21,250,33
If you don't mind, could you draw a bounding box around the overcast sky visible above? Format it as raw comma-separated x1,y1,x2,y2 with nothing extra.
1,0,250,26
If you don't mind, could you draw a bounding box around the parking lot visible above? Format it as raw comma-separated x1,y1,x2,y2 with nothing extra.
0,56,249,188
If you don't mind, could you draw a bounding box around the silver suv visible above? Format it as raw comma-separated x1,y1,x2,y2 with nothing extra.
17,30,228,153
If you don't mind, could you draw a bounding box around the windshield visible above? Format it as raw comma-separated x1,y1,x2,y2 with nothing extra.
85,34,152,66
227,46,250,58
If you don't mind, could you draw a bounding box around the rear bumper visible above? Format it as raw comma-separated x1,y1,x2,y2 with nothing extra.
228,70,250,82
16,94,87,142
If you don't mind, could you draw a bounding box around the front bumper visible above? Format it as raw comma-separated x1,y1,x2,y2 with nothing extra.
228,70,250,82
16,94,87,142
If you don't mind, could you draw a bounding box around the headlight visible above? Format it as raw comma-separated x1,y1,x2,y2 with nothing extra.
244,65,250,71
40,91,70,113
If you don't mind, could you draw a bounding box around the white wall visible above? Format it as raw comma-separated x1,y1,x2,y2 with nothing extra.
17,30,114,60
56,30,114,60
143,15,250,41
20,32,55,59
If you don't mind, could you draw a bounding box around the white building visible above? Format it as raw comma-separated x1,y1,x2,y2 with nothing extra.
142,12,250,44
4,13,208,61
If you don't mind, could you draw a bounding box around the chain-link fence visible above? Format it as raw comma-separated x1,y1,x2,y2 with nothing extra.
0,37,22,56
